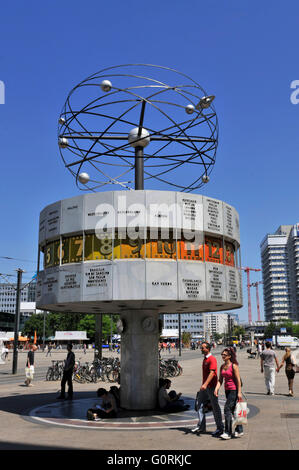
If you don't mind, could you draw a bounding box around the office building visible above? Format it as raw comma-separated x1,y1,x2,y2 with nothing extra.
204,312,238,336
0,281,36,314
260,224,299,321
163,312,239,339
163,313,205,339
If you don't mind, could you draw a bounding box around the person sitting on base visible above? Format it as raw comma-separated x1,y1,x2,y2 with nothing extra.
158,379,190,412
87,388,118,421
109,386,121,408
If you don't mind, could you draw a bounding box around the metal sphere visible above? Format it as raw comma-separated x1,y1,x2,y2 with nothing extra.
100,80,112,92
58,137,69,148
185,104,195,114
78,172,90,184
202,174,210,184
128,127,150,148
59,117,66,125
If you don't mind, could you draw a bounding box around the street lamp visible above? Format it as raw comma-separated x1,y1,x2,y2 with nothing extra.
12,268,24,375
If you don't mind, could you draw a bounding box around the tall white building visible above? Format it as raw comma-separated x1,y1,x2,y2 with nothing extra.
0,282,36,314
260,224,299,322
204,312,238,336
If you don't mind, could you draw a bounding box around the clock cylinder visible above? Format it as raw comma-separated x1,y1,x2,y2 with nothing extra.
36,190,242,410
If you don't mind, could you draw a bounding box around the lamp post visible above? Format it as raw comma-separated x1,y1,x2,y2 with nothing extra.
178,314,182,357
12,268,24,375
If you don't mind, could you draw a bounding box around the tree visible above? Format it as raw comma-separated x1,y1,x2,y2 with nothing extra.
212,332,222,343
22,314,45,339
232,325,245,339
22,312,119,343
264,322,276,339
182,331,191,347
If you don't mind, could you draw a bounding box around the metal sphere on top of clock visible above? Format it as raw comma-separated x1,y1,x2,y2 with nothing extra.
58,64,218,192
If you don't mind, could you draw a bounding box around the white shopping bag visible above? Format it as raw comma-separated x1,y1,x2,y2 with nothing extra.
233,400,248,426
25,365,34,379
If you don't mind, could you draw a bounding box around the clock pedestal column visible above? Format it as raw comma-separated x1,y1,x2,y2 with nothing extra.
119,310,160,410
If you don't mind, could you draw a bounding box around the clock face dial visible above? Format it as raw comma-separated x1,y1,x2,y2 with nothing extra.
43,232,236,267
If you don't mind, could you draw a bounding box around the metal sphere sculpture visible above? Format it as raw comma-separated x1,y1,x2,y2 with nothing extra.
58,64,218,192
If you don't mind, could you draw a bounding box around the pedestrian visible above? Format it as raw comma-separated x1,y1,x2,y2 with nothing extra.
25,344,35,386
278,347,296,397
57,343,75,400
83,343,87,355
87,388,118,421
191,342,224,437
158,379,189,412
260,341,280,395
46,343,52,357
214,347,243,440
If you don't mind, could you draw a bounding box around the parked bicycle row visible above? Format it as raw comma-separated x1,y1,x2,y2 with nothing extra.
46,357,183,384
46,357,120,384
159,358,183,378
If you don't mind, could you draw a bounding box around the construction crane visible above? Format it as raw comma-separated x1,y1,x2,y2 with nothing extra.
250,281,263,322
241,267,261,324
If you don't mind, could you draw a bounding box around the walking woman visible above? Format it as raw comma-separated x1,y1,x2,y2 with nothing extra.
278,347,296,396
214,347,243,440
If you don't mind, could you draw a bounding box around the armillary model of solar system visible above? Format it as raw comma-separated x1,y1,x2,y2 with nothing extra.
36,64,242,410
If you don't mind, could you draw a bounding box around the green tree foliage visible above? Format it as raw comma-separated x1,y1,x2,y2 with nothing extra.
212,332,222,342
182,331,191,346
22,312,119,343
232,325,245,338
264,322,278,339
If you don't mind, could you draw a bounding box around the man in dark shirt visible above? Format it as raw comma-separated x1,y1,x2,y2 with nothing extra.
57,343,75,400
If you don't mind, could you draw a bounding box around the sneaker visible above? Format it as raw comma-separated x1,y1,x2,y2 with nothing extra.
270,392,275,396
267,391,270,395
191,426,200,433
220,433,231,440
234,431,244,437
191,426,206,434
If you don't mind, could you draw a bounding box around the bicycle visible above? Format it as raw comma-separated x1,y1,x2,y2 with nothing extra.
46,360,65,381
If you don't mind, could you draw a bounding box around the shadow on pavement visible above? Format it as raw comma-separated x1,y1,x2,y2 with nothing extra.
0,391,195,421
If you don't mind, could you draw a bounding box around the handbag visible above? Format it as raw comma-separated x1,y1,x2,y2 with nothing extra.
233,393,248,427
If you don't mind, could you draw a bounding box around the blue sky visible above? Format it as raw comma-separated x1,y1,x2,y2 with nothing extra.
0,0,299,322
